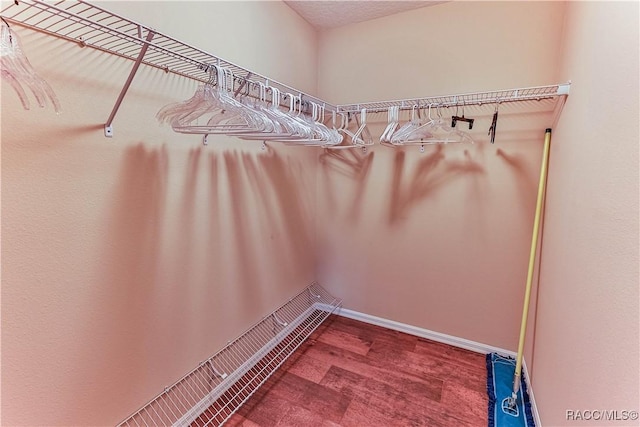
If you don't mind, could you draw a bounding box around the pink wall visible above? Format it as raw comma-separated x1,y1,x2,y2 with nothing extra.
1,2,318,425
532,2,640,425
3,1,637,425
316,1,566,352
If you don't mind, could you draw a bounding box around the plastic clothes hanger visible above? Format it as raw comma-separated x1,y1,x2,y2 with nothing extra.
288,97,342,145
270,94,317,143
309,104,337,145
279,101,338,146
4,27,61,112
390,104,430,144
157,65,339,144
349,108,373,146
325,109,344,146
316,104,342,145
1,68,29,110
171,66,267,134
392,103,436,143
380,106,400,143
158,66,230,126
338,112,357,142
233,78,279,133
238,84,289,140
276,92,315,139
1,20,61,112
335,110,368,147
157,65,225,126
394,104,474,145
326,112,367,149
326,111,367,150
204,68,271,133
156,84,208,124
424,104,474,144
240,85,322,141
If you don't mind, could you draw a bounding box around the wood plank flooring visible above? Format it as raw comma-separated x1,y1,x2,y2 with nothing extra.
211,315,488,427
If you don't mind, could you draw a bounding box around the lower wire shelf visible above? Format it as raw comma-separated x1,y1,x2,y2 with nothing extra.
117,282,342,427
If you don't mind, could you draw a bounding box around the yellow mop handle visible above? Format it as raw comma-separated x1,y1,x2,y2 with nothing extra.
513,128,552,395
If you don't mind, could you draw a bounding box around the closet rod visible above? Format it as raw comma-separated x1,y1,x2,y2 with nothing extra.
0,0,335,134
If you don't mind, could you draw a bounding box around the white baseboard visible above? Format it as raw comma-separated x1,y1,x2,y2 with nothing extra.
333,307,515,355
329,306,542,426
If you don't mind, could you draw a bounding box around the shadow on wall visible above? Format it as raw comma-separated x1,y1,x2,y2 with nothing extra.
256,146,315,270
496,148,538,216
319,148,375,223
64,140,320,422
81,142,169,422
171,146,204,327
223,149,262,314
389,145,485,224
221,146,315,306
202,150,222,308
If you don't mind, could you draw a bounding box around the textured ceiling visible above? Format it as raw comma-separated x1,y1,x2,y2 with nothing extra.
285,1,448,30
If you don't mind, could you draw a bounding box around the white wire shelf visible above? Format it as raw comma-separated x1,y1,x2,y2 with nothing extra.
0,0,334,134
116,282,341,427
1,0,569,141
0,0,327,102
336,83,570,114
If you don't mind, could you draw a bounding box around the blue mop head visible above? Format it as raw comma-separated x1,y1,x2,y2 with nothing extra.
486,353,535,427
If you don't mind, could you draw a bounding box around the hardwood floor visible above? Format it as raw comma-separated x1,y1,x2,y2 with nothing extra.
205,315,488,427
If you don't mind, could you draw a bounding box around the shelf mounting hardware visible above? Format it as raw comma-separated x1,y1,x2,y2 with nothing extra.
104,27,155,137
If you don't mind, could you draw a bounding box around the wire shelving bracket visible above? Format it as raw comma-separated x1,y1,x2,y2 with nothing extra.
116,282,342,427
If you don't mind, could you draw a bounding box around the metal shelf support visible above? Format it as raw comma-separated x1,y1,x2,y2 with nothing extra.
104,28,154,137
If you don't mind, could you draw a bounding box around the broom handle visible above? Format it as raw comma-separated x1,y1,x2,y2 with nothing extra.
513,128,552,396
